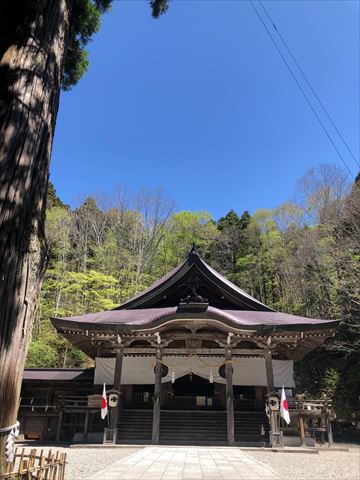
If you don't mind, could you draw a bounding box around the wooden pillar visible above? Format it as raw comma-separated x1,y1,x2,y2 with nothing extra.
326,417,333,446
320,417,326,446
264,349,275,394
225,348,235,445
152,348,162,444
109,349,124,441
55,410,63,443
83,411,90,442
96,344,104,357
299,415,306,447
265,349,279,446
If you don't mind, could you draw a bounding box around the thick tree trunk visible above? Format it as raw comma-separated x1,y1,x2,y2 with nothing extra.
0,1,70,469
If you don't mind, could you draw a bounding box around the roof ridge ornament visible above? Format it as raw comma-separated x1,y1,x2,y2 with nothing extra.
189,243,200,256
178,273,209,313
179,275,208,306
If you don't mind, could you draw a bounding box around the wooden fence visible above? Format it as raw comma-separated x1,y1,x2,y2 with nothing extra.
0,448,66,480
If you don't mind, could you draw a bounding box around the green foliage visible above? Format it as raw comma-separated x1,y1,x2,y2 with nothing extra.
27,340,58,368
155,211,219,274
62,0,111,90
149,0,170,18
217,209,242,231
28,166,360,419
62,43,89,91
295,350,360,417
62,0,170,90
27,320,90,368
321,368,341,399
47,182,67,210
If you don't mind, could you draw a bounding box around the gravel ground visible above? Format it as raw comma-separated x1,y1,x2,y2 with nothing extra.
15,444,360,480
248,448,360,480
16,445,140,480
64,447,140,479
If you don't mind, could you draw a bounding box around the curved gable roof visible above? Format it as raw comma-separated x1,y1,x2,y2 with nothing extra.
115,249,273,311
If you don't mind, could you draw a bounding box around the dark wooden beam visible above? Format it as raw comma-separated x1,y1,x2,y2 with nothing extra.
83,411,90,442
326,417,333,446
225,348,235,446
265,348,279,447
264,349,275,394
55,410,63,443
109,348,123,441
299,416,306,447
108,347,268,356
152,348,162,444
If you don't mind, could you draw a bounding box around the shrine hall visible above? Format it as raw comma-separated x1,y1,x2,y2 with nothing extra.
19,249,338,447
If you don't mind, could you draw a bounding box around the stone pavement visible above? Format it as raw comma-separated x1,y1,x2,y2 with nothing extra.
91,446,282,480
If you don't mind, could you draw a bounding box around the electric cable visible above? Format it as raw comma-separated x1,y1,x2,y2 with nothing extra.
258,0,360,170
249,0,356,179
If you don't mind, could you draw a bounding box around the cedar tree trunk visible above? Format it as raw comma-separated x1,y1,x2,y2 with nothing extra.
0,0,70,469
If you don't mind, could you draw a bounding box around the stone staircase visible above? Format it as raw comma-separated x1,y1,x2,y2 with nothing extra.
118,409,153,444
235,411,269,446
117,409,269,445
160,410,228,445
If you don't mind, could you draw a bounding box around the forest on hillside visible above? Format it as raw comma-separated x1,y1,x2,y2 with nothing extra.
26,164,360,415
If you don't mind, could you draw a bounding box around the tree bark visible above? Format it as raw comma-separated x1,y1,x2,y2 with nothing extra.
0,0,70,469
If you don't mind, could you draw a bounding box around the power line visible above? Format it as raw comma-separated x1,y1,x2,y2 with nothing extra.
258,0,360,170
249,0,356,179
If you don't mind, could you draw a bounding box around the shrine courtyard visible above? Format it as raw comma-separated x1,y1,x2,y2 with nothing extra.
15,444,360,480
17,249,360,480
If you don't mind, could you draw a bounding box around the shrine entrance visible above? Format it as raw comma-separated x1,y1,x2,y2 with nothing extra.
165,374,223,410
173,373,215,396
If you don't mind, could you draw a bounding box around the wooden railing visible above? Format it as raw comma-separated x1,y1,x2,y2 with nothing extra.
165,395,218,409
167,395,196,408
20,396,50,406
132,392,153,404
58,395,89,408
132,393,220,409
19,395,92,411
19,396,57,412
0,448,66,480
288,399,332,413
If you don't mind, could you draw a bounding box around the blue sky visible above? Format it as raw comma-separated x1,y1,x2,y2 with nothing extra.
51,0,359,218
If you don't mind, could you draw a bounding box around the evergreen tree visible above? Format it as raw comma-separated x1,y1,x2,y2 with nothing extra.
0,2,169,465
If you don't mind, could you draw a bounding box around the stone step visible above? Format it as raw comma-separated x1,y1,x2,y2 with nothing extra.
117,409,269,444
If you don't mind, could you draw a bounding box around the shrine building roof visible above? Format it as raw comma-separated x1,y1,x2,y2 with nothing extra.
52,249,339,335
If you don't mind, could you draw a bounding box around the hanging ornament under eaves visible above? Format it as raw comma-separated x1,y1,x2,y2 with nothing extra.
209,369,214,383
171,370,175,384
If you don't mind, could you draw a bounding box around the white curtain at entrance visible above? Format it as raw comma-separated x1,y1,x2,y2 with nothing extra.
162,356,226,384
94,356,225,384
273,359,295,388
95,357,156,384
232,358,295,388
94,356,295,387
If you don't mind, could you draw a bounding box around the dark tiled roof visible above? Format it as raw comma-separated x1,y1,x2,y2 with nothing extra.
53,306,337,330
51,250,339,336
114,250,273,311
115,264,181,309
22,368,94,382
